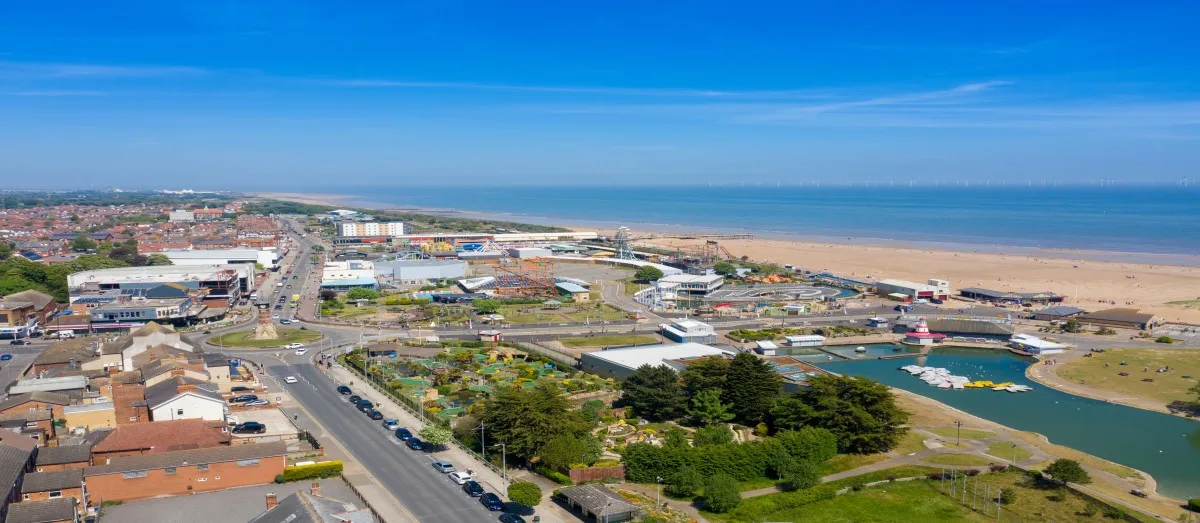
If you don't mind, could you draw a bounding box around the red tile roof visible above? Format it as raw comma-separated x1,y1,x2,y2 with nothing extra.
91,419,231,455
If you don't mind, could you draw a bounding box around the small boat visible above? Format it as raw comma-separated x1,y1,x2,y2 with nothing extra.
1005,385,1033,393
855,346,867,353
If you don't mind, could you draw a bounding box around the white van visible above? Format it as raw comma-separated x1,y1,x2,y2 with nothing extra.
56,330,76,339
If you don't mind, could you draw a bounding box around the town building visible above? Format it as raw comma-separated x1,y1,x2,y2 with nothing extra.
784,335,825,348
168,210,195,223
62,402,115,434
103,322,201,372
0,394,73,422
558,484,640,523
373,259,467,285
0,301,36,340
1009,334,1067,355
580,343,734,379
0,435,38,522
337,222,404,238
34,446,92,473
158,248,281,270
0,412,54,446
248,483,373,523
2,291,58,327
319,261,377,291
900,318,946,346
144,376,226,422
1032,306,1086,322
658,319,717,344
958,287,1065,305
876,278,951,302
67,264,255,308
90,419,231,460
4,497,78,523
83,442,287,502
8,378,89,398
507,247,552,258
655,274,725,296
19,469,84,508
88,296,200,327
1079,308,1162,331
191,208,226,221
555,282,591,302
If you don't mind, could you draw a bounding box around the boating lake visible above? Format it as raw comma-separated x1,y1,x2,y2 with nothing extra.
818,346,1200,500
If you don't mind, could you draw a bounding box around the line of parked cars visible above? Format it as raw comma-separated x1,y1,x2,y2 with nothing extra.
335,384,523,521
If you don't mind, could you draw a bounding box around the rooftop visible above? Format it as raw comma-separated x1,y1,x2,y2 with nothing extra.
92,418,232,454
248,489,371,523
22,469,84,494
558,484,639,518
86,441,287,476
4,497,78,523
35,444,93,466
1083,308,1157,324
583,343,734,371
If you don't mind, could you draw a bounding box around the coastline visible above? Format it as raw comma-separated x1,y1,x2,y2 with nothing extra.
1025,356,1193,420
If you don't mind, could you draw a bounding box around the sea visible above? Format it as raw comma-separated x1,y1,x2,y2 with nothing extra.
332,185,1200,261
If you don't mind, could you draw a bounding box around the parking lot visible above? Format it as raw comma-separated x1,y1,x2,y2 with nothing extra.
100,478,358,523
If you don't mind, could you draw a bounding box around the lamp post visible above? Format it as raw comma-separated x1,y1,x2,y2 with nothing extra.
655,476,663,508
1011,442,1018,466
492,443,507,482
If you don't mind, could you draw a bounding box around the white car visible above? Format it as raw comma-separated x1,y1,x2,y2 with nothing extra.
272,314,281,320
284,376,298,384
294,348,308,356
284,343,304,350
448,471,474,485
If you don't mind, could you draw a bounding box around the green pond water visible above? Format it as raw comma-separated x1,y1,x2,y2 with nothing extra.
818,345,1200,500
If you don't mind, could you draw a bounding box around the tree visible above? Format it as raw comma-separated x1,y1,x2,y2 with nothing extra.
663,427,689,449
771,374,908,454
687,389,734,426
634,266,663,283
621,365,686,421
702,474,741,513
680,356,729,400
1062,319,1082,333
320,289,338,300
480,382,591,465
418,424,452,447
667,466,703,497
145,253,173,266
346,287,379,301
775,428,838,464
1043,459,1091,485
722,352,781,425
70,235,97,252
998,487,1017,505
537,435,602,470
507,481,543,507
0,242,11,260
778,459,821,491
473,298,501,314
713,262,738,277
691,425,733,446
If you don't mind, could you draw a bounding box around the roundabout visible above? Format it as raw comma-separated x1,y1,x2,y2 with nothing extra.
206,327,324,348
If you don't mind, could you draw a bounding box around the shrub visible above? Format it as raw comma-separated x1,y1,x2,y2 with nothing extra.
850,482,865,492
1104,506,1126,519
507,481,543,507
1156,336,1175,344
1082,504,1100,517
535,466,573,485
999,488,1017,505
1047,488,1066,502
1044,458,1092,485
1190,498,1200,512
964,469,980,477
276,461,344,483
702,474,742,513
777,460,821,492
666,466,703,498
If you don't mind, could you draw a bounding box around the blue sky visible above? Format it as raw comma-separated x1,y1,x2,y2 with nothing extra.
2,1,1199,188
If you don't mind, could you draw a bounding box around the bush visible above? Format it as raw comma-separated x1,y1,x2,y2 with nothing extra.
1104,506,1126,519
507,481,543,507
998,488,1016,505
692,425,734,446
1190,498,1200,512
702,474,742,513
1156,336,1175,344
535,466,573,485
1082,504,1100,517
777,460,821,492
1047,488,1066,502
276,461,344,483
719,486,836,521
666,466,703,498
1044,458,1092,485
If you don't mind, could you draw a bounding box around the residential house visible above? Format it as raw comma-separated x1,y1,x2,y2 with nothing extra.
249,483,373,523
0,394,71,422
0,435,38,522
90,419,231,460
33,446,91,473
101,322,199,371
1,292,57,326
110,381,148,426
3,497,78,523
7,378,89,400
0,412,53,446
83,442,287,502
19,470,84,509
27,344,96,377
61,403,115,433
145,375,227,422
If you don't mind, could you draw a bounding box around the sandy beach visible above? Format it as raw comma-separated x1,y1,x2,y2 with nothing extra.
257,192,1200,325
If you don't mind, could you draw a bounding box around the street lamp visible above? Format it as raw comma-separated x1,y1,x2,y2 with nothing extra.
492,443,507,482
655,476,663,508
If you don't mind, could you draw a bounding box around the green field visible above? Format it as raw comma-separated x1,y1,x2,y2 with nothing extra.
562,304,629,322
818,453,891,476
893,430,931,455
560,334,658,348
1057,348,1200,407
208,328,323,348
921,454,997,467
925,427,996,440
706,478,972,523
984,442,1031,463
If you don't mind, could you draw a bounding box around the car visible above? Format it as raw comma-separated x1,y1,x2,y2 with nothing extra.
9,340,27,345
284,376,298,384
931,298,944,304
366,409,383,420
231,386,254,393
232,422,267,434
243,399,270,407
284,343,303,350
229,394,258,403
498,514,527,523
405,437,425,450
336,385,352,395
274,305,283,310
393,428,413,440
461,480,484,497
448,471,473,484
294,348,308,356
279,319,291,325
356,400,374,412
431,460,455,473
382,418,400,430
272,314,281,320
0,354,11,360
348,395,361,404
479,493,503,511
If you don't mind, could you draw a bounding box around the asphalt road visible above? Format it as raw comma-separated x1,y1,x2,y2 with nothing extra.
257,354,497,523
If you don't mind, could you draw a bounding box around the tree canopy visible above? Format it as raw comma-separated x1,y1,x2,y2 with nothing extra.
507,481,543,507
479,382,591,465
0,255,128,302
634,265,663,283
473,298,501,314
680,356,730,399
621,364,686,421
713,261,738,277
346,287,379,300
146,253,173,266
688,388,735,426
537,434,602,470
418,424,452,447
722,352,781,425
703,474,742,513
1044,459,1092,485
771,374,908,454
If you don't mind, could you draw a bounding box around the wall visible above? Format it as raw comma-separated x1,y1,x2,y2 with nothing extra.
36,462,89,473
151,395,226,422
64,405,116,432
1,401,65,420
22,485,83,506
85,455,285,502
568,465,625,483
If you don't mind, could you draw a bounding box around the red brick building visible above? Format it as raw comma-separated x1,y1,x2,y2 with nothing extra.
90,419,231,461
84,442,286,502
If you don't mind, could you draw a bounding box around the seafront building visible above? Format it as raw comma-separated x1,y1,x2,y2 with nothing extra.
580,343,734,378
159,248,282,271
876,278,951,302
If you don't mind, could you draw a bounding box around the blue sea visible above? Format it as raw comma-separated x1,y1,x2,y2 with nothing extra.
334,185,1200,259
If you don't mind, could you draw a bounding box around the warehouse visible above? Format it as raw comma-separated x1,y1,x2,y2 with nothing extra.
320,261,378,291
658,319,717,344
875,278,951,301
959,287,1065,305
375,259,467,285
580,343,733,379
1032,306,1085,321
159,248,281,270
1079,308,1162,331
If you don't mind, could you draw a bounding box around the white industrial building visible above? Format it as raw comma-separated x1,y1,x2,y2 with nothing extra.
659,318,717,343
338,222,405,237
784,335,825,347
168,209,194,223
508,247,552,258
1009,333,1066,355
656,274,725,296
67,264,257,305
160,248,281,270
875,278,951,301
321,260,378,291
374,259,467,284
579,343,735,379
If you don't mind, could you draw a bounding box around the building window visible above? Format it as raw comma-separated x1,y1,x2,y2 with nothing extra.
165,467,177,474
22,494,29,501
196,477,207,482
236,459,259,467
129,417,138,422
122,471,148,479
48,491,61,499
197,464,209,471
176,409,184,416
214,476,220,480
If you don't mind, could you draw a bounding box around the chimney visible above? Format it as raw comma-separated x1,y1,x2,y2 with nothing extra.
108,366,118,377
170,368,185,377
310,481,320,497
265,493,277,510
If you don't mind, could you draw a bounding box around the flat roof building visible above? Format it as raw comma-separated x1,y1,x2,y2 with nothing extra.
876,278,951,301
1079,308,1161,331
656,274,724,296
579,342,734,379
160,248,281,270
67,265,255,306
320,261,377,291
1010,333,1067,355
374,259,467,284
659,319,717,344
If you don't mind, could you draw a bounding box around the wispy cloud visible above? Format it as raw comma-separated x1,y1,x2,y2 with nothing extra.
316,78,828,99
745,81,1013,121
0,60,206,79
0,89,109,96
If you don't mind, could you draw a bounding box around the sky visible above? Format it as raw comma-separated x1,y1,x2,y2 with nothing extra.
2,1,1199,188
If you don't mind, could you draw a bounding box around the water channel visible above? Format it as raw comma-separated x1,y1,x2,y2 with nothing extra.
817,345,1200,500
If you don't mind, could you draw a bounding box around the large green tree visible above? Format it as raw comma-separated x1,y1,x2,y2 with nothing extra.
418,424,453,447
507,481,543,507
621,364,686,421
691,425,734,446
70,235,97,252
702,474,741,513
479,382,591,465
346,287,379,300
680,356,729,399
473,298,501,314
1044,459,1092,485
537,435,602,470
687,388,734,426
146,253,173,266
722,352,781,425
775,428,839,464
771,374,908,454
713,262,738,277
634,265,663,283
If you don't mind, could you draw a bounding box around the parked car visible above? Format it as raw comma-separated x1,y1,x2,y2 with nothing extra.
0,354,13,360
229,394,258,403
479,493,503,511
382,418,400,430
366,409,383,420
461,480,484,497
232,422,267,434
448,471,473,484
274,305,283,310
242,399,270,407
284,376,298,384
356,400,374,412
9,340,28,345
431,460,455,473
498,514,526,523
405,437,425,450
231,386,254,393
348,395,361,404
393,428,413,440
336,385,352,395
931,298,944,304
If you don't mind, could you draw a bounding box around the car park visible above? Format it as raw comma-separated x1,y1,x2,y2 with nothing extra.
336,385,352,395
393,428,413,440
284,376,298,384
405,437,425,450
382,418,400,430
461,480,484,497
479,493,503,511
366,409,383,420
431,460,455,473
498,514,526,523
448,471,473,484
229,394,258,403
232,422,267,434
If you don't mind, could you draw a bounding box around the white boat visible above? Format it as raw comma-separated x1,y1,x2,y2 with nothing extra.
855,346,867,353
1005,385,1033,393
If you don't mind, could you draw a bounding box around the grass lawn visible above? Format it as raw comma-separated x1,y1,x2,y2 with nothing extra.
1165,299,1200,310
323,306,378,319
984,442,1031,463
925,427,996,440
737,477,780,492
824,465,944,490
1057,348,1200,407
562,304,628,322
707,479,978,523
819,453,890,476
560,334,658,348
921,454,998,467
893,431,930,455
968,469,1158,523
622,277,649,296
209,328,322,348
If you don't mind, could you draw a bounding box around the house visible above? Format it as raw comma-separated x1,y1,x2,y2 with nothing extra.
100,322,200,371
8,378,89,399
140,359,207,388
90,418,231,460
1031,306,1085,322
0,394,72,422
83,441,287,502
1,291,57,326
19,470,84,508
33,446,91,472
249,483,373,523
145,376,226,422
658,319,717,344
4,497,79,523
558,484,641,523
1079,308,1162,331
0,412,53,445
0,301,36,340
62,403,116,433
110,381,149,425
27,343,96,376
0,435,38,522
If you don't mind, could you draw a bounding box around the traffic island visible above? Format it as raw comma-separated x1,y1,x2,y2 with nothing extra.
208,328,324,348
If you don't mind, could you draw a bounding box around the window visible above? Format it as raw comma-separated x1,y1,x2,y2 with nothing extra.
236,459,259,467
196,464,209,471
122,471,148,479
128,417,138,422
165,467,177,474
214,476,220,480
196,477,207,482
22,494,29,501
176,409,184,416
48,491,61,499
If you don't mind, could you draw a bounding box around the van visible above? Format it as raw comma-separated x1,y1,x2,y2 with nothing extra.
57,330,75,339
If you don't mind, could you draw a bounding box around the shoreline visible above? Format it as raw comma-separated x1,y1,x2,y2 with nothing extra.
1024,354,1194,420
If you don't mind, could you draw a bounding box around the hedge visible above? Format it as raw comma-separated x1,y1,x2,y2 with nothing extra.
1189,498,1200,512
535,465,573,485
712,485,837,520
275,461,344,483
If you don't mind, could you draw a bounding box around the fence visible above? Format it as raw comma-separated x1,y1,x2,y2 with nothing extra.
341,475,386,523
568,465,625,483
931,468,1150,523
